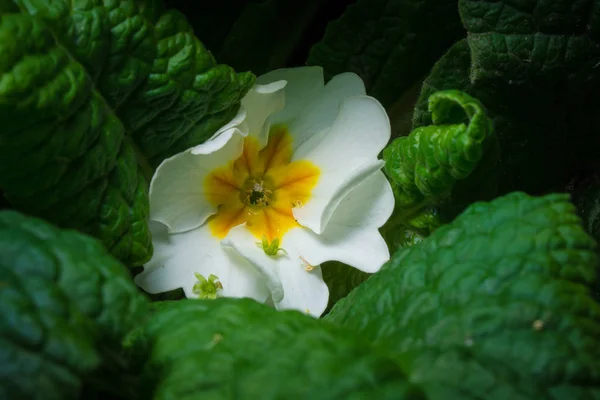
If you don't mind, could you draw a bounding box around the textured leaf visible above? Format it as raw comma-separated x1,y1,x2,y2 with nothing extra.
162,0,257,53
217,0,325,75
385,90,496,208
0,211,148,400
381,90,497,252
415,0,600,197
129,299,425,400
380,203,441,250
308,0,465,107
327,192,600,399
572,176,600,245
0,2,254,265
321,261,371,314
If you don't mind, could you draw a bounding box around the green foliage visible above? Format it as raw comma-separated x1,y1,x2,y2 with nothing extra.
572,176,600,244
385,90,496,208
308,0,465,107
381,89,497,252
415,0,600,196
167,0,327,75
327,192,600,399
0,211,148,400
163,1,257,53
3,0,600,397
0,2,254,265
321,261,371,314
128,299,425,400
217,0,325,75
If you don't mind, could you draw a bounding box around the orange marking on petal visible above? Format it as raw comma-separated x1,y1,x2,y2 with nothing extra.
204,127,319,240
204,162,242,206
271,161,320,209
259,126,293,174
246,207,298,241
208,202,248,238
234,136,262,177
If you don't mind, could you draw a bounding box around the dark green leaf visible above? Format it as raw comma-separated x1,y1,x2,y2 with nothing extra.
308,0,465,107
217,0,326,75
572,176,600,245
0,211,148,400
321,261,371,314
415,0,600,198
129,299,425,400
0,2,254,265
327,192,600,399
162,0,257,53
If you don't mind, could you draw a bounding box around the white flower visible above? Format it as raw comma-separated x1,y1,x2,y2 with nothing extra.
134,67,394,317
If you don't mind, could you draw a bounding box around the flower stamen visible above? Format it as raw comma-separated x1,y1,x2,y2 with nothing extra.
206,128,319,240
299,255,315,272
240,176,276,209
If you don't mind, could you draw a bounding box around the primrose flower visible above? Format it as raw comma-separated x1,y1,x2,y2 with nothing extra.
134,67,394,317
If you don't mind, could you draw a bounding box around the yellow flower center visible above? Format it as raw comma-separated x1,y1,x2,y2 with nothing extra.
204,126,320,240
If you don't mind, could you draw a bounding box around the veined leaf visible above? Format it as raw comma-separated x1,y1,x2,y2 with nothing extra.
327,192,600,399
0,2,254,265
0,211,148,399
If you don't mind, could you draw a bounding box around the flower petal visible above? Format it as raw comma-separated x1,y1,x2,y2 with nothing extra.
292,96,391,233
149,128,244,233
241,81,287,146
258,68,366,151
222,225,329,317
273,260,329,317
285,171,394,273
135,221,269,301
256,66,323,130
203,106,248,144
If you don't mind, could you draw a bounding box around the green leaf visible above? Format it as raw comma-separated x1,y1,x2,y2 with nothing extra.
326,192,600,399
0,211,148,399
217,0,325,75
162,1,258,53
0,2,254,265
381,89,498,252
129,299,425,400
380,203,441,250
308,0,465,107
572,177,600,244
321,261,371,314
385,90,496,208
415,0,600,197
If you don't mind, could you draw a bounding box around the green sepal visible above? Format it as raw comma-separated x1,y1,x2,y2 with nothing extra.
192,273,224,300
256,235,288,256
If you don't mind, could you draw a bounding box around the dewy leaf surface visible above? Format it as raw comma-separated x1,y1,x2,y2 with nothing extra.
0,1,254,265
327,192,600,399
308,0,465,107
129,299,425,400
0,211,148,400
